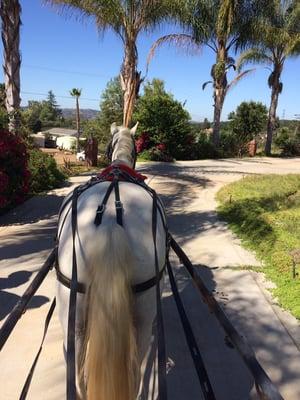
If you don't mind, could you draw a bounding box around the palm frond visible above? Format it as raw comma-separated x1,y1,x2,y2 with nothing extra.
226,63,236,71
43,0,91,20
202,81,213,90
286,34,300,56
226,69,255,93
147,33,201,71
236,48,273,72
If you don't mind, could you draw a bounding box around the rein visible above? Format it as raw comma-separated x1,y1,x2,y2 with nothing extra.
0,165,284,400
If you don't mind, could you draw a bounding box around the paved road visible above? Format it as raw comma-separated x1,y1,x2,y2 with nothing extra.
0,158,300,399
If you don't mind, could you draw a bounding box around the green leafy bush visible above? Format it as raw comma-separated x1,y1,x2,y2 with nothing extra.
134,79,194,160
275,127,300,156
196,132,219,159
139,146,173,162
227,101,268,155
28,149,65,193
219,131,240,157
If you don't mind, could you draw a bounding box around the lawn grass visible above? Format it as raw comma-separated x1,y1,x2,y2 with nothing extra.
216,174,300,319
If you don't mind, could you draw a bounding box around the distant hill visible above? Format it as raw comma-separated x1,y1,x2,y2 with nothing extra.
61,108,99,120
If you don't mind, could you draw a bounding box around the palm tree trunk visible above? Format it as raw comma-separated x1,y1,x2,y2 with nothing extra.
76,96,80,152
212,87,225,147
0,0,21,134
212,43,227,147
265,80,280,156
120,39,141,127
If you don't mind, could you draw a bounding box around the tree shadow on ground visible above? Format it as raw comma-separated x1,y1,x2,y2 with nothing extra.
0,270,49,321
141,262,258,400
0,194,66,227
138,162,257,180
138,162,292,399
0,218,57,260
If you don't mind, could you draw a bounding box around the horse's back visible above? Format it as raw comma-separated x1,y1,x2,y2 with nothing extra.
57,180,166,285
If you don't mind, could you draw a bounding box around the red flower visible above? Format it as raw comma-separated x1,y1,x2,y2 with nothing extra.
0,195,8,208
0,172,9,192
136,132,150,153
0,129,30,209
156,143,166,152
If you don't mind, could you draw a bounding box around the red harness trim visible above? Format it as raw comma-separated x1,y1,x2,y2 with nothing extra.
97,164,147,182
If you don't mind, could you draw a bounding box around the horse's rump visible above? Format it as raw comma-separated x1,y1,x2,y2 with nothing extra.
56,180,167,399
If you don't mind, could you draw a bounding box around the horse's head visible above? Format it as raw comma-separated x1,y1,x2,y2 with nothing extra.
106,122,138,169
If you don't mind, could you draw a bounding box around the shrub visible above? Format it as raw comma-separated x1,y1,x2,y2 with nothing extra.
28,149,65,193
0,129,30,210
219,131,241,157
196,132,219,159
275,128,300,156
139,145,173,162
135,132,151,153
134,79,194,160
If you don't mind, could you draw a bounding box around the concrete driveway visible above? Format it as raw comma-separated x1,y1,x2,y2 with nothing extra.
0,157,300,399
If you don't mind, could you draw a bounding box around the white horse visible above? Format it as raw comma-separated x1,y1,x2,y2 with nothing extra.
56,123,167,400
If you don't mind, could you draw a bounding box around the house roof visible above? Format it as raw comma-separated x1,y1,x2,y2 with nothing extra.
44,128,77,137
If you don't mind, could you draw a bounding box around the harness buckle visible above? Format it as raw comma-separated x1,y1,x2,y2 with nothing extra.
115,200,123,209
96,204,105,214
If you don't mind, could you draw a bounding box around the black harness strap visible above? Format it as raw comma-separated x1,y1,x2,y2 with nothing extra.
0,248,56,351
94,180,115,226
114,178,123,226
66,187,79,400
166,260,216,400
152,192,168,399
170,235,284,400
56,261,166,295
19,298,56,400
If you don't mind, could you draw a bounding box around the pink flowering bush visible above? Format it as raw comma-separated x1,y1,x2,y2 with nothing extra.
0,129,30,210
135,132,150,153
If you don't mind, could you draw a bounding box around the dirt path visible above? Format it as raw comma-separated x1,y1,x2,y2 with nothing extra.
0,158,300,399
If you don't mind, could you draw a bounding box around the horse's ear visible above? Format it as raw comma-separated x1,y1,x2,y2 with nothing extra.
130,122,139,136
111,122,118,135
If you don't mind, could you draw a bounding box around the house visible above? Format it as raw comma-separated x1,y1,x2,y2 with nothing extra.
44,128,78,151
30,132,45,148
31,128,86,151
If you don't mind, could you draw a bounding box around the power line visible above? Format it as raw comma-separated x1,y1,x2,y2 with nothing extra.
22,64,110,79
21,90,100,102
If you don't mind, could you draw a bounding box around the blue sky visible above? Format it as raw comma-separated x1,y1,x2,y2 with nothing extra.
0,0,299,121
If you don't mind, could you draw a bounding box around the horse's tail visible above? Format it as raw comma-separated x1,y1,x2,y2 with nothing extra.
79,224,139,400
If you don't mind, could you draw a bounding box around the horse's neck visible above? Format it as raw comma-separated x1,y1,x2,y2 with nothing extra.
112,158,131,167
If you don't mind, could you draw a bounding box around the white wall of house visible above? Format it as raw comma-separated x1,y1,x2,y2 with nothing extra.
31,133,45,148
56,136,77,150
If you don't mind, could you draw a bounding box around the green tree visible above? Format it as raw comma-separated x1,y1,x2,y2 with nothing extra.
148,0,257,147
134,79,193,159
0,83,8,129
22,101,43,133
202,118,211,129
70,88,82,151
237,0,300,155
97,77,123,142
39,90,61,124
46,0,176,128
0,0,21,133
228,101,268,150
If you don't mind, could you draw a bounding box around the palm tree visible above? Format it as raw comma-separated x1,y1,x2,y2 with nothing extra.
148,0,258,146
0,0,21,134
46,0,175,127
70,88,82,151
237,0,300,155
